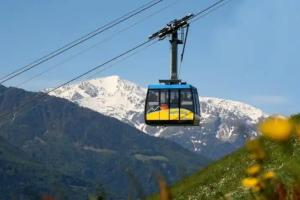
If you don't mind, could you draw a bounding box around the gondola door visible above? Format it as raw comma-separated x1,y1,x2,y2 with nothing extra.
180,89,194,121
169,90,179,120
159,90,169,121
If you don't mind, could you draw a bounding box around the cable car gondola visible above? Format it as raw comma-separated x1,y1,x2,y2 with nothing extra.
145,83,200,125
144,14,201,126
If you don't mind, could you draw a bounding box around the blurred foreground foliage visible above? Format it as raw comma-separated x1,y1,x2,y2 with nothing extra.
148,114,300,200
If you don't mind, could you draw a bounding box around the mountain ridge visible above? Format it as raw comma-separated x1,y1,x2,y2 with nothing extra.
48,75,267,159
0,85,208,199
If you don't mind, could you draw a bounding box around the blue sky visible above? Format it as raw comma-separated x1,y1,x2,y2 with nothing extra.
0,0,299,115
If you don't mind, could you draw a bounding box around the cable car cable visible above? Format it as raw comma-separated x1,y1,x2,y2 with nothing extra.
180,24,189,64
178,24,189,76
14,0,181,88
0,39,153,122
191,0,233,23
179,0,234,76
0,0,163,85
85,40,158,80
0,0,236,122
0,0,161,83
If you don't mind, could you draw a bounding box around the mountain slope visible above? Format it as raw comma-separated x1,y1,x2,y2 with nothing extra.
49,76,266,159
0,135,95,200
0,85,208,199
148,138,300,200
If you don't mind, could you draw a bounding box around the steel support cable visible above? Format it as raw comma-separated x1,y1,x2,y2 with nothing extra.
191,0,233,23
178,24,189,77
1,0,161,82
14,0,181,88
0,39,153,121
85,40,158,80
0,0,162,84
178,0,234,77
0,0,236,122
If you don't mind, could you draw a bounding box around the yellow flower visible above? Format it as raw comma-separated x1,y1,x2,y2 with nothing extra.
246,164,261,175
242,177,259,188
249,149,266,161
246,140,266,161
246,139,261,152
252,185,262,192
263,171,276,180
259,115,293,141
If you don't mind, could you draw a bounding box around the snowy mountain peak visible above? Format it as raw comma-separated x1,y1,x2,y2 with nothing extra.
48,76,266,159
50,75,146,121
201,97,265,124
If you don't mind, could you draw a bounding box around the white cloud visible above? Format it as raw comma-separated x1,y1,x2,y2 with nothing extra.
250,95,288,105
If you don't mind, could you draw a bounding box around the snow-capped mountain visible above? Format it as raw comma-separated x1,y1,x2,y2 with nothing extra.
48,75,266,159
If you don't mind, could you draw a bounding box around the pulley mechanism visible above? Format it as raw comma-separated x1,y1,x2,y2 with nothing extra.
149,13,194,84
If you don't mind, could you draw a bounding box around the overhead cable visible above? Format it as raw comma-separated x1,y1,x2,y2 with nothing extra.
0,0,162,84
0,0,235,122
0,39,152,121
14,0,181,88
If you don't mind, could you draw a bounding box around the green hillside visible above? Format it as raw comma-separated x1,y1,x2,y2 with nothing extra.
149,134,300,199
0,136,97,200
0,85,209,199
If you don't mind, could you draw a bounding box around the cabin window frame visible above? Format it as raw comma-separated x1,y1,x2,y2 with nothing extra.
146,89,160,114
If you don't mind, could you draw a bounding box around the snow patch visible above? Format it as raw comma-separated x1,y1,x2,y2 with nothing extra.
47,75,266,159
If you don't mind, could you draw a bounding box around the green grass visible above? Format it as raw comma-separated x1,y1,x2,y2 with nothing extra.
148,138,300,200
